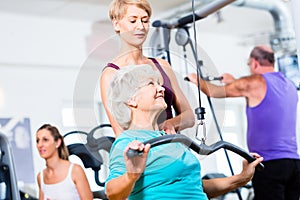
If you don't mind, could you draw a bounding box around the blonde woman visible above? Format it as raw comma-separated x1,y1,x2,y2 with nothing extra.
100,0,195,137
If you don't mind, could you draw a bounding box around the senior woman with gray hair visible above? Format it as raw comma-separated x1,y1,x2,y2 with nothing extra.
105,64,263,200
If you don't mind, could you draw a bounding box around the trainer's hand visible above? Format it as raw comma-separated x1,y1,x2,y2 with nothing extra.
159,120,176,134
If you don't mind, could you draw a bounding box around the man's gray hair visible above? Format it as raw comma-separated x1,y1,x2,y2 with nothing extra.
107,64,161,129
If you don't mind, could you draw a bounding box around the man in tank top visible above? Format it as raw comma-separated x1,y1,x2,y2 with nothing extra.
187,46,300,200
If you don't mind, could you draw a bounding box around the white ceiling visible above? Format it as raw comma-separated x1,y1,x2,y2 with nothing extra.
0,0,292,38
0,0,189,22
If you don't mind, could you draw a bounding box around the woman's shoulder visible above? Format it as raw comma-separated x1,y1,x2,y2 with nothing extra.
37,171,41,181
152,57,171,68
117,130,163,142
37,167,46,178
111,130,143,149
101,66,118,84
112,131,134,145
70,163,86,180
102,64,118,74
71,163,84,172
104,62,120,71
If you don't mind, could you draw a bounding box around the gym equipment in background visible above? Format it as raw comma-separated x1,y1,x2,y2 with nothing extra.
0,133,21,200
64,124,114,200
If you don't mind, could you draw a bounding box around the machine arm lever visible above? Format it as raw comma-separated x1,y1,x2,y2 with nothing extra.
126,134,264,171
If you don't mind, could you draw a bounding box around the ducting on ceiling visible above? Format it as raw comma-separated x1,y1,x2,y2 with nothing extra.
233,0,296,55
152,0,296,55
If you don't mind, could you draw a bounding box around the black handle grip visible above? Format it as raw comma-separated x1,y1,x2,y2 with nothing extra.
184,76,223,82
202,76,223,81
126,134,264,170
127,149,143,158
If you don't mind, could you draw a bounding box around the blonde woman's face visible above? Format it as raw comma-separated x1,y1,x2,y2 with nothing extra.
114,5,150,47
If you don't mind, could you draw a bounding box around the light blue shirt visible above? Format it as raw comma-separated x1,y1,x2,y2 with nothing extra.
105,130,208,200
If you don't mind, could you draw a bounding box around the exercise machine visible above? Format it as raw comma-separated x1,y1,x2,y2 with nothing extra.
63,124,114,200
0,133,21,200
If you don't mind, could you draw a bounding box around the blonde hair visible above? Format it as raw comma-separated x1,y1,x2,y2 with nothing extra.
109,0,152,21
107,65,160,129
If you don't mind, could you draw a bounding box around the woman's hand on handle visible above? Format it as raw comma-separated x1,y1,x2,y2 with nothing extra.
240,153,263,183
106,141,151,200
124,141,151,181
203,153,263,199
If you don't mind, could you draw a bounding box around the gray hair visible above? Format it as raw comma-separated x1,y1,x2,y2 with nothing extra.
107,64,161,129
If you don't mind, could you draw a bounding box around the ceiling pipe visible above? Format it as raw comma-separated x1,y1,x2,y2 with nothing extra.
233,0,296,54
290,0,300,61
150,0,238,60
152,0,237,29
152,0,296,55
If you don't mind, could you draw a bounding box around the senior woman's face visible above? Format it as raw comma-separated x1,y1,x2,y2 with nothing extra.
134,78,167,112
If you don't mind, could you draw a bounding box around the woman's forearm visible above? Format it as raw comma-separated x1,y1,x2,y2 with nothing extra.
106,173,138,200
170,108,195,131
202,174,249,199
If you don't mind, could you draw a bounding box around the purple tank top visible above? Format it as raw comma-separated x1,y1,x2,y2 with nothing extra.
105,58,174,122
246,72,299,161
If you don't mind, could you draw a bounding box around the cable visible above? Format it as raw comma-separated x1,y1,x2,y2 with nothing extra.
192,0,202,110
190,1,242,199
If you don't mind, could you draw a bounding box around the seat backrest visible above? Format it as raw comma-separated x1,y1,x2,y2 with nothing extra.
67,144,102,170
64,129,115,188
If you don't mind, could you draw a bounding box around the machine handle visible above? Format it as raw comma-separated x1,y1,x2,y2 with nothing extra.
126,134,264,171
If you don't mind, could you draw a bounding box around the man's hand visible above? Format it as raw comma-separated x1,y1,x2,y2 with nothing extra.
221,73,235,84
186,73,198,85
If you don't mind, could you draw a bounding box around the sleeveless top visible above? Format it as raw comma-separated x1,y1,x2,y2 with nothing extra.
105,58,174,123
40,163,80,200
246,72,299,161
